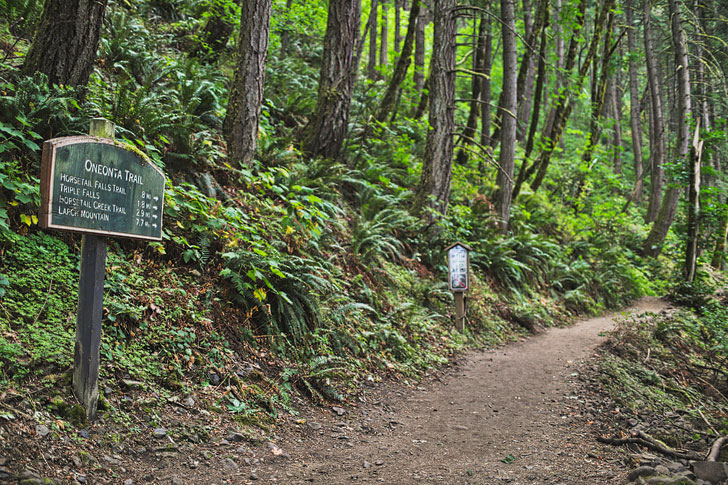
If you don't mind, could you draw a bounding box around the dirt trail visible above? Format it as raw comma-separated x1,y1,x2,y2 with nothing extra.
246,297,667,484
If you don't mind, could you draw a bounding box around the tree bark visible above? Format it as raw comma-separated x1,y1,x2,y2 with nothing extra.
413,0,457,218
642,0,692,258
611,52,624,175
22,0,109,88
517,0,537,143
301,0,361,160
524,26,547,160
223,0,273,167
414,3,427,92
368,0,379,79
280,0,294,59
394,0,402,52
194,0,240,61
380,0,388,68
480,5,493,148
495,0,518,232
375,0,420,123
626,0,644,204
643,0,666,223
490,0,548,149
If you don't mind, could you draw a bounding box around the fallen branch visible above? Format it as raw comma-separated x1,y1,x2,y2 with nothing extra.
598,430,702,461
707,436,728,462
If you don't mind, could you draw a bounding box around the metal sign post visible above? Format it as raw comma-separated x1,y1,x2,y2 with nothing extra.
445,242,471,332
39,118,165,420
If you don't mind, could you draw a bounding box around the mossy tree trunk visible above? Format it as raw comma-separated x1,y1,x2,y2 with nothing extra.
223,0,273,167
22,0,109,88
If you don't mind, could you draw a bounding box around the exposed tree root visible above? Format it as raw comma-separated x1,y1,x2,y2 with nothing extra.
597,430,702,461
707,436,728,462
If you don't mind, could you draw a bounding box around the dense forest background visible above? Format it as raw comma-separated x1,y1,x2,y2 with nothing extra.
0,0,727,451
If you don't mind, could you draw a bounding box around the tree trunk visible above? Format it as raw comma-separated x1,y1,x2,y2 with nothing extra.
572,7,615,205
480,4,493,148
414,3,427,92
713,220,728,270
394,0,402,52
513,0,610,198
495,0,518,232
413,0,457,218
626,0,644,204
643,0,666,223
368,0,379,79
375,0,420,123
529,0,611,193
455,14,487,164
280,0,294,59
223,0,273,167
517,0,536,143
490,0,548,149
642,0,692,259
524,26,547,160
380,0,388,68
22,0,109,88
611,52,624,175
194,0,240,61
301,0,361,160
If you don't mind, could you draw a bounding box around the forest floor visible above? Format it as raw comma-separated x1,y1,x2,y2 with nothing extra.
0,298,669,485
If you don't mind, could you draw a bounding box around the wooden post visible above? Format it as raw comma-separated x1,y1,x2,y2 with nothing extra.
454,292,466,332
73,118,114,421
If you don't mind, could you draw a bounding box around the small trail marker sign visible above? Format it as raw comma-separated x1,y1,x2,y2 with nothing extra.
40,136,165,240
447,242,470,291
445,242,471,332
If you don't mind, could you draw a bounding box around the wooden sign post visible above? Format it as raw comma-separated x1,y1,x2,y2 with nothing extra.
446,242,471,332
39,118,165,420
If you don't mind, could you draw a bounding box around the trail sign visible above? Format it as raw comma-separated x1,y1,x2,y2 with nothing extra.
446,242,471,292
445,242,471,332
40,136,165,240
38,119,166,421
